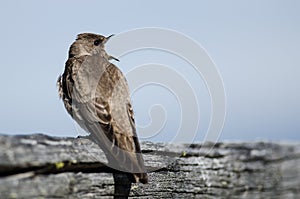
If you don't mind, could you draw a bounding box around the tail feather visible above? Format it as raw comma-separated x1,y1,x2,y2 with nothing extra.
86,123,148,184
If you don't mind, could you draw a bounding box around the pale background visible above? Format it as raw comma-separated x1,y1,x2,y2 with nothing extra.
0,0,299,142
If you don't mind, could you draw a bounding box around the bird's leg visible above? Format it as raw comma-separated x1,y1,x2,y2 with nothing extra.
113,173,132,199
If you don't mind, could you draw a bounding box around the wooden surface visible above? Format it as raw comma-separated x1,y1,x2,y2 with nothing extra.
0,134,299,198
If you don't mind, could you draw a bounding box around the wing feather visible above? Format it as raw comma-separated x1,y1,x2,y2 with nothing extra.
60,54,148,183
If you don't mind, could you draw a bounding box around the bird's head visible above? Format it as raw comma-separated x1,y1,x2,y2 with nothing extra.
68,33,118,61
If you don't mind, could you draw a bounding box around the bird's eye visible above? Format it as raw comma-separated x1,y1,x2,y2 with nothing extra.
94,39,101,46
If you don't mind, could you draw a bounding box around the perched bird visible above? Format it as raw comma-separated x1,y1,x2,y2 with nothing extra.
57,33,148,184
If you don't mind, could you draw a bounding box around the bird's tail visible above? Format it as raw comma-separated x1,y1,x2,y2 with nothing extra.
86,123,148,184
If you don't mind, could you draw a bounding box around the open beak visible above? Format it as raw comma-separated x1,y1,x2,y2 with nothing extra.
106,34,114,40
104,34,114,44
108,55,120,62
105,34,119,62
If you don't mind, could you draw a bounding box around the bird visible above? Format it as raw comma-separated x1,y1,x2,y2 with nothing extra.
57,33,148,184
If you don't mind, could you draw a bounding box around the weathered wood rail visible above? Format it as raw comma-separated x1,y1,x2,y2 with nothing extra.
0,134,299,198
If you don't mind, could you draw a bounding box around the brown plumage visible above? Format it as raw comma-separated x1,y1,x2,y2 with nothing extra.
57,33,148,184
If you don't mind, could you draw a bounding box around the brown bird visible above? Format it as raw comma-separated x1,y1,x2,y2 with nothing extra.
57,33,148,184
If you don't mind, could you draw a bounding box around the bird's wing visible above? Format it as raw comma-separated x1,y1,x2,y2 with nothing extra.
69,54,147,183
93,63,147,176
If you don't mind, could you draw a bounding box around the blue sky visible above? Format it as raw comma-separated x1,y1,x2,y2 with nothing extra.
0,0,299,142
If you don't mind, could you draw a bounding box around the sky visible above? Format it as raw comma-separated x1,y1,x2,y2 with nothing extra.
0,0,299,142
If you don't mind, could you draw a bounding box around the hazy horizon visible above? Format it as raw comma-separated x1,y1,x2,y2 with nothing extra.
0,0,299,142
